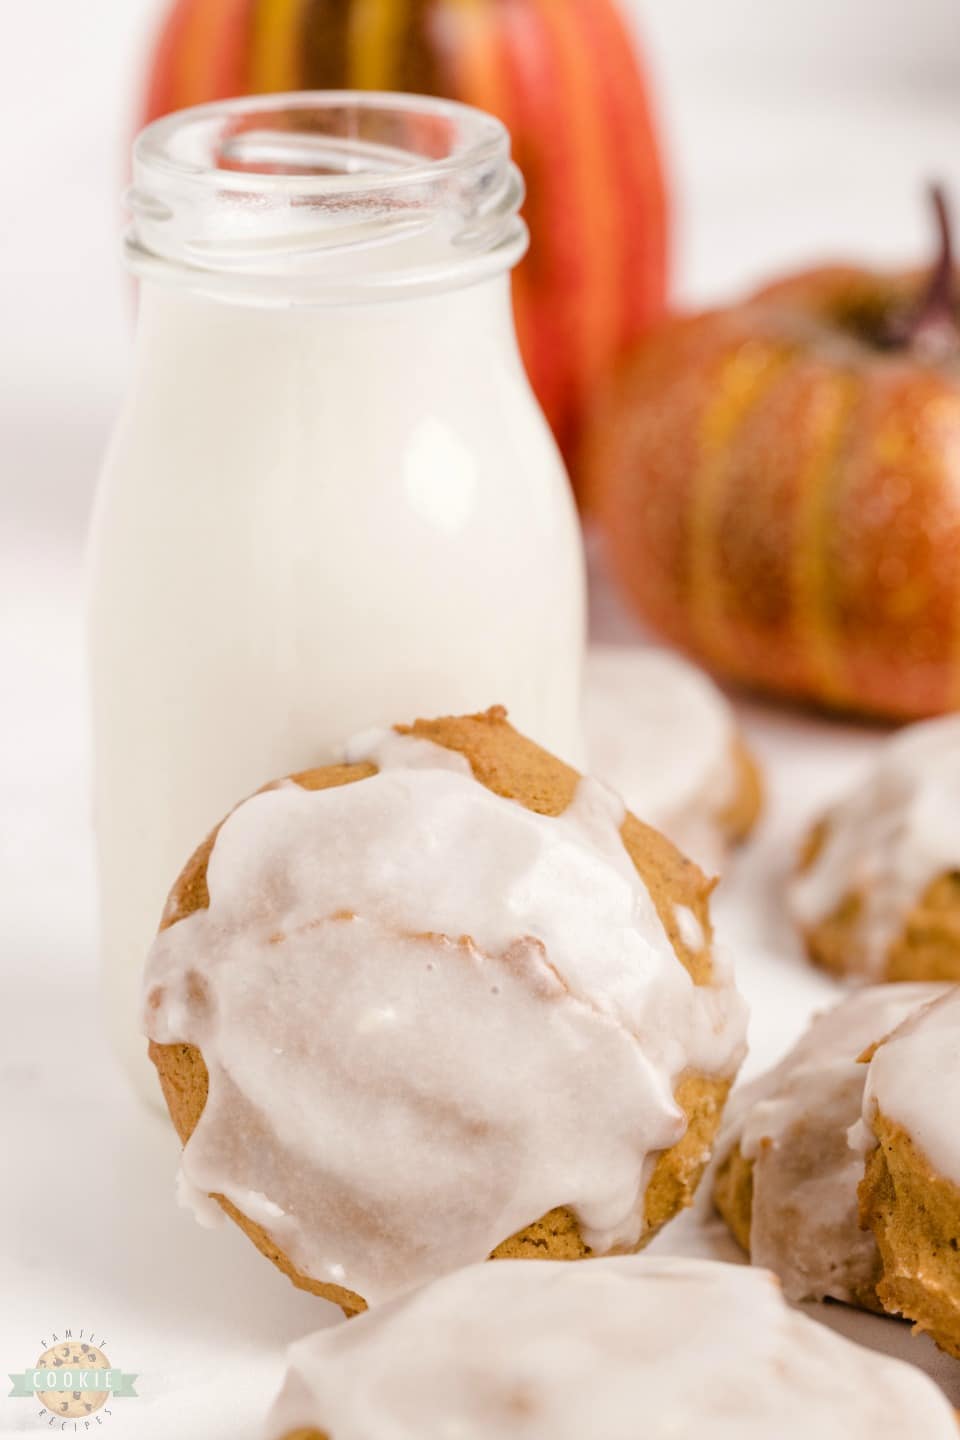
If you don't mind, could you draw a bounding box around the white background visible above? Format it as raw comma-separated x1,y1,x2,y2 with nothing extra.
3,5,960,1436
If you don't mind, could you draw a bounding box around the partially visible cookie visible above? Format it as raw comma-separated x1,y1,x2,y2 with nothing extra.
265,1255,960,1440
789,717,960,981
859,987,960,1357
584,646,763,874
713,985,947,1307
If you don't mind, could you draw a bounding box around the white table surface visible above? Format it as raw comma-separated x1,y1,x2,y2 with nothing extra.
5,67,960,1437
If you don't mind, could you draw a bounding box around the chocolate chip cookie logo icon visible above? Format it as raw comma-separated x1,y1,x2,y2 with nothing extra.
8,1329,138,1428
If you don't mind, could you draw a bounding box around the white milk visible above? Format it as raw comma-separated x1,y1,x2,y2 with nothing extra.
89,94,586,1102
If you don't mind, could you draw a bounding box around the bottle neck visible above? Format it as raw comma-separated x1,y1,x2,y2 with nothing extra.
132,271,526,381
127,93,527,307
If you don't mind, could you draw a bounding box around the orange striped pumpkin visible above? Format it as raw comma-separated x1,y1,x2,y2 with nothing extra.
140,0,669,474
588,265,960,720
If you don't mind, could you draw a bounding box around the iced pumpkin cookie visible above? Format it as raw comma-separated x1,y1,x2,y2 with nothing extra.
584,646,763,874
859,986,960,1357
789,717,960,981
144,708,747,1314
265,1255,960,1440
714,985,948,1307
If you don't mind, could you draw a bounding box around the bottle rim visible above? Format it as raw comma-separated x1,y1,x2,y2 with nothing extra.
126,91,528,304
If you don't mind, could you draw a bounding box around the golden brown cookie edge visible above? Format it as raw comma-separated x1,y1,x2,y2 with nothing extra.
859,1109,960,1359
794,811,960,983
716,736,764,848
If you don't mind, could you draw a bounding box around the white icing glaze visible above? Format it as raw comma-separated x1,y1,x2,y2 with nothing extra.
175,1169,225,1230
584,645,740,874
674,903,705,953
265,1255,960,1440
861,985,960,1183
716,985,949,1303
788,716,960,977
143,731,746,1305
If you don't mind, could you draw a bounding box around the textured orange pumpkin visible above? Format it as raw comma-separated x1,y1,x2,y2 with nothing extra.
141,0,669,471
589,218,960,719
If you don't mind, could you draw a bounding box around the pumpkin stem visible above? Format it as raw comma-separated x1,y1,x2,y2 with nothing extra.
886,184,959,359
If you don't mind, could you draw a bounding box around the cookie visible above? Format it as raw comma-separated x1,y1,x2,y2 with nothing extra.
584,645,763,873
145,707,747,1313
859,987,960,1357
265,1255,960,1439
789,717,960,981
713,985,948,1307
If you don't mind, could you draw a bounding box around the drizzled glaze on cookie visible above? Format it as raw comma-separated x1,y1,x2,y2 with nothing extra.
144,730,746,1306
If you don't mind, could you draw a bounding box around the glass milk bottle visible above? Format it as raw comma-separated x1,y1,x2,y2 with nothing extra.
89,93,586,1102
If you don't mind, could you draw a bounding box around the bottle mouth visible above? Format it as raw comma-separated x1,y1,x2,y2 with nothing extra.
126,91,528,304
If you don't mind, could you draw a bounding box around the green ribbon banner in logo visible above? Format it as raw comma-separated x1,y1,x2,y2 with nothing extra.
8,1369,138,1398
